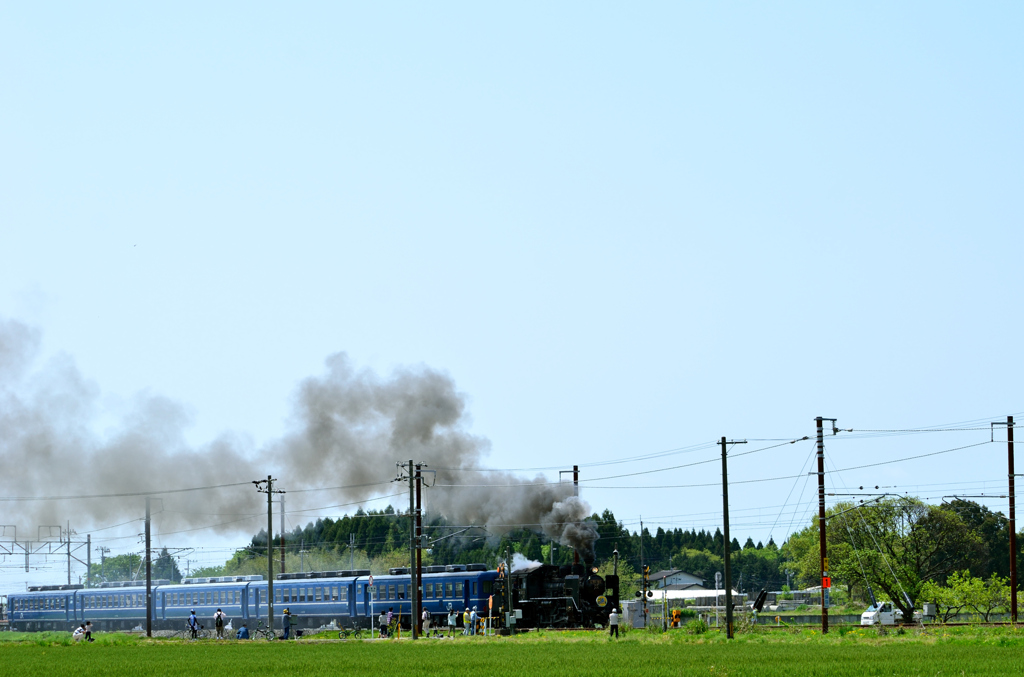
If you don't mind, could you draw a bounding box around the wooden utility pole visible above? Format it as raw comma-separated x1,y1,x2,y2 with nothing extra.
573,465,580,566
267,477,274,634
254,477,282,635
816,417,834,634
721,437,746,639
1009,416,1017,624
415,463,423,636
408,460,419,639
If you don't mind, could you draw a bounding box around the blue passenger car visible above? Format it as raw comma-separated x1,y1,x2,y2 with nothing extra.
7,565,501,633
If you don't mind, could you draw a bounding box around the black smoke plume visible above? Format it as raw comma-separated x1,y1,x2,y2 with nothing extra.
0,319,599,557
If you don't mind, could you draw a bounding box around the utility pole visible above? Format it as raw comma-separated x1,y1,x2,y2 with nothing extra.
573,465,580,567
145,497,152,637
1009,416,1017,624
639,516,646,626
66,521,72,586
721,436,746,639
98,546,109,581
408,460,419,639
86,535,91,588
816,417,835,634
505,546,513,634
350,533,355,571
254,476,283,635
280,495,286,575
415,463,423,636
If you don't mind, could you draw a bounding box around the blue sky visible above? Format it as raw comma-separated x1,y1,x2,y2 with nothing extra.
2,2,1022,584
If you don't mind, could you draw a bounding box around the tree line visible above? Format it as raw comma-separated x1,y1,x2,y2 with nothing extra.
88,497,1021,619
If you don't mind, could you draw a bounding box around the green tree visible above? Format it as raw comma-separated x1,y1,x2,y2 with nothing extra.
919,569,1009,622
153,548,182,582
787,498,984,618
88,553,142,583
919,570,971,622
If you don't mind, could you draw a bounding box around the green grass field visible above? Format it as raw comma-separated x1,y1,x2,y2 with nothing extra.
3,627,1024,676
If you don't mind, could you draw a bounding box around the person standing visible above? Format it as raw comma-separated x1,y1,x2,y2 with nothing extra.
469,606,478,636
462,608,470,635
214,608,227,639
447,605,457,638
188,610,199,640
282,608,292,640
422,608,431,637
609,608,619,638
378,610,388,638
84,621,94,642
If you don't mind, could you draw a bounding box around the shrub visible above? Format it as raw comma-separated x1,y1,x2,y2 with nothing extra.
685,618,709,635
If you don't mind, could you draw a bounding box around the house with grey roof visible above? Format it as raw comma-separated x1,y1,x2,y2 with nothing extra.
648,569,704,589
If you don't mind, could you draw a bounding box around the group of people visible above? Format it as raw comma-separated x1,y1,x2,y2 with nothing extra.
438,604,479,638
71,621,94,642
67,606,618,641
375,604,483,639
376,607,396,637
185,607,233,640
68,604,618,642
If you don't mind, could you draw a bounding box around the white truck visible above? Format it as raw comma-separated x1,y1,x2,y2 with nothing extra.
860,602,903,626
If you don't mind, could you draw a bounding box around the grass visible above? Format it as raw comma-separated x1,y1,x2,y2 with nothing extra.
2,626,1024,676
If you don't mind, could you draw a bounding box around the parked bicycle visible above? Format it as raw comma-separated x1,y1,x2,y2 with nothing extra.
250,620,275,641
338,624,363,640
171,622,209,640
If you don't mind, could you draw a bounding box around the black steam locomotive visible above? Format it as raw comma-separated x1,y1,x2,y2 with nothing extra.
493,563,619,629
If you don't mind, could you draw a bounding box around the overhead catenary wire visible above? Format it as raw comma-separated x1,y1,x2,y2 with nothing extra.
768,441,819,543
0,481,255,502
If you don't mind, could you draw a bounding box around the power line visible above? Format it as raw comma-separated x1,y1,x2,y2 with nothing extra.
0,481,254,502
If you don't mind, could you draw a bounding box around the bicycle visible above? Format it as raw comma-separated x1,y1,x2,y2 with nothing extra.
172,623,207,640
250,620,275,641
338,625,363,640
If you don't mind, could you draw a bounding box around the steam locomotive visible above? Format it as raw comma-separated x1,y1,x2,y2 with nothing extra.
494,563,619,629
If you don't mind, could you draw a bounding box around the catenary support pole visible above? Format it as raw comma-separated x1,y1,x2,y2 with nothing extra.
67,521,71,586
266,476,276,635
281,494,286,575
415,463,423,636
86,534,91,588
573,465,580,566
640,517,646,625
145,497,152,637
721,437,733,638
816,417,829,634
1009,416,1017,624
409,460,418,639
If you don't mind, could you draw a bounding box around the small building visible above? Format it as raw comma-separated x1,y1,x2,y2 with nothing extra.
649,569,704,589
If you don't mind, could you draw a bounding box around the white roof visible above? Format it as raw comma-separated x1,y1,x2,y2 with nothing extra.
660,588,740,600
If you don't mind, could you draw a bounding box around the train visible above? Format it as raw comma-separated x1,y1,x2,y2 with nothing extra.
7,565,496,633
494,562,618,629
6,562,618,633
